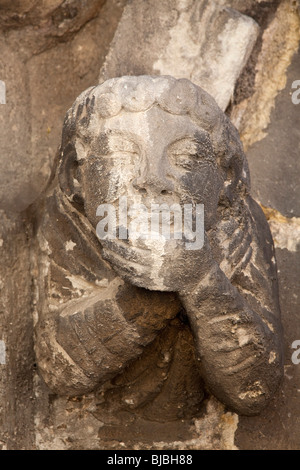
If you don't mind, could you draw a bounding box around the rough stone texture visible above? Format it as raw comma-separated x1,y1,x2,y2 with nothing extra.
0,0,126,212
0,0,128,451
0,43,34,211
230,0,300,149
34,76,283,437
263,207,300,252
0,212,34,450
32,391,238,450
100,0,259,111
0,0,105,49
242,48,300,218
235,247,300,449
230,3,300,450
0,0,299,451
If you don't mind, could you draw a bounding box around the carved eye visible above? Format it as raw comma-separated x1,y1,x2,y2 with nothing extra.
107,134,139,158
174,154,195,170
111,150,139,158
169,138,198,170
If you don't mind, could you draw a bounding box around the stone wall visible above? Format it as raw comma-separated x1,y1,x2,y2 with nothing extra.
0,0,299,450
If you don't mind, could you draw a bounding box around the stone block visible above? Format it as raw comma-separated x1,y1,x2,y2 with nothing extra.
100,0,259,110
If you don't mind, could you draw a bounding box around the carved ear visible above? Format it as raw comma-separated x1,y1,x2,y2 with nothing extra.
58,142,84,207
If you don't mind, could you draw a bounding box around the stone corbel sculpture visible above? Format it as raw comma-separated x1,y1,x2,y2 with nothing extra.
34,75,283,416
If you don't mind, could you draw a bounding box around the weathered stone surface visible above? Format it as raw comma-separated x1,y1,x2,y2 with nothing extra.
0,0,298,451
263,207,300,253
243,47,300,218
235,248,300,449
33,391,238,450
0,211,34,450
230,0,300,148
0,0,105,41
0,43,32,212
229,1,300,449
35,76,283,423
100,0,259,111
0,0,128,451
0,0,126,213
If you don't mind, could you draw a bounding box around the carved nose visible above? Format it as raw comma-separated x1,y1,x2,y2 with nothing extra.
132,174,173,195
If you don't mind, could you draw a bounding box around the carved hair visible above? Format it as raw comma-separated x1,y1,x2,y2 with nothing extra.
59,75,250,206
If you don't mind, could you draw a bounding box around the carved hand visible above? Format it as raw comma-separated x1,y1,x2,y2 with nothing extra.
178,233,283,415
36,279,180,396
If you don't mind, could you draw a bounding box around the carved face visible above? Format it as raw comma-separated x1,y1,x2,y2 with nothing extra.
78,106,223,291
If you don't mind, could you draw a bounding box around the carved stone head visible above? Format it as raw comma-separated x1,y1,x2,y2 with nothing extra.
36,75,283,418
59,75,249,291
